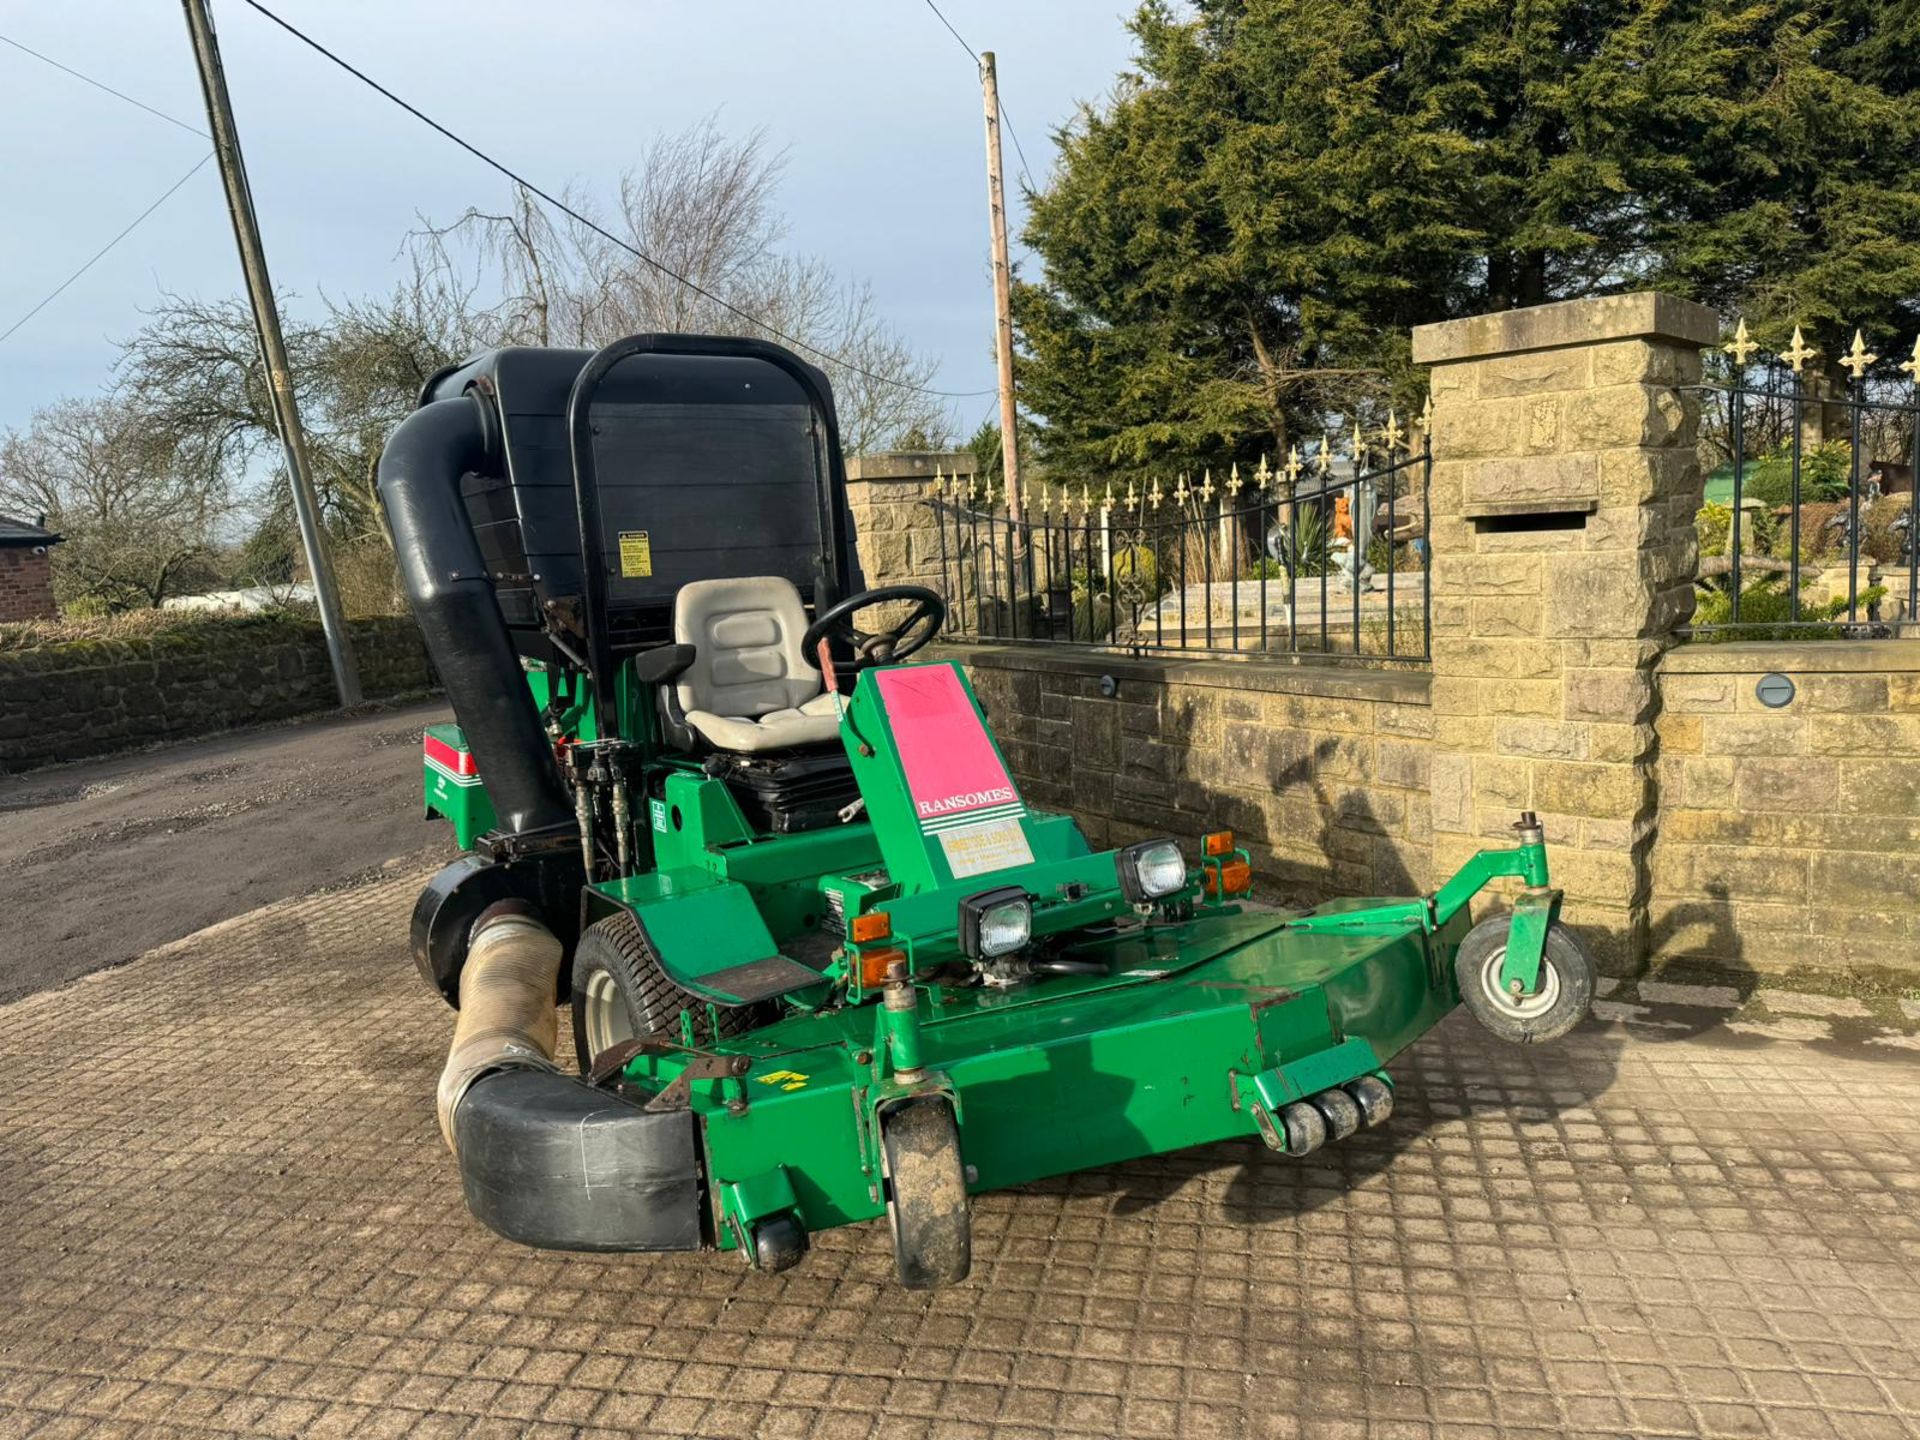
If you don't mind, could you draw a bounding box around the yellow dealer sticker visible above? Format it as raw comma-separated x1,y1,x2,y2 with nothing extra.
618,530,653,578
937,816,1035,879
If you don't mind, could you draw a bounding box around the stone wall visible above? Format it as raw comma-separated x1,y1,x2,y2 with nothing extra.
0,616,434,772
0,547,57,622
949,645,1433,904
840,301,1920,989
1651,640,1920,984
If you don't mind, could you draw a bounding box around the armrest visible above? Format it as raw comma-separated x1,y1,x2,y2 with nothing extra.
631,642,696,685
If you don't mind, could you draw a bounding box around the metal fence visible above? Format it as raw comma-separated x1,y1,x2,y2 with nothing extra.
1689,323,1918,640
935,426,1431,662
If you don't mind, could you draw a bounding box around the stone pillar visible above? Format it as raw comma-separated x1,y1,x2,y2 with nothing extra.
844,450,975,594
1411,293,1718,971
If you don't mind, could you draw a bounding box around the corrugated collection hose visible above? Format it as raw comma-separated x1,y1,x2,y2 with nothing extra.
435,909,563,1149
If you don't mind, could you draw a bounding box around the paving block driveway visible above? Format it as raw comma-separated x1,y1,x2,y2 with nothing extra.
3,874,1919,1440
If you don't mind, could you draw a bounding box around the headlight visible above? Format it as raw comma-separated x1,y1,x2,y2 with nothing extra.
1117,839,1187,902
958,886,1032,958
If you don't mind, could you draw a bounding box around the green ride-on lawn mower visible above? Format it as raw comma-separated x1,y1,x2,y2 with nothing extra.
380,333,1595,1288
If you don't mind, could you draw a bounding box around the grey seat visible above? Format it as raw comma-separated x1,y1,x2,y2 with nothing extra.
671,576,841,753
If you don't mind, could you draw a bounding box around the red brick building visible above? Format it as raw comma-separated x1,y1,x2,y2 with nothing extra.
0,514,62,622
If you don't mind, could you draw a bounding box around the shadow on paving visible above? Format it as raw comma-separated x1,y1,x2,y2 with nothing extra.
1077,1012,1631,1227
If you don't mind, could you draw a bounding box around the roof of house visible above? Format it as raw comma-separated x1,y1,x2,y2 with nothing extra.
0,513,62,547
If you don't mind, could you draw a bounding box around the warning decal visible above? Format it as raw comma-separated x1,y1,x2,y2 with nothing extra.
618,530,653,578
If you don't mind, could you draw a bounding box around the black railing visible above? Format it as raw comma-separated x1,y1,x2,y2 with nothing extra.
1689,331,1918,640
935,441,1431,662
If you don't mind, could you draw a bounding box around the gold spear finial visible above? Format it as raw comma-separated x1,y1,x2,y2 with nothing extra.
1380,409,1404,454
1173,472,1190,507
1842,328,1878,381
1227,461,1244,497
1256,453,1272,491
1284,444,1303,485
1901,335,1920,384
1147,476,1164,509
1124,478,1140,509
1316,433,1333,475
1198,468,1216,504
1723,318,1759,368
1420,393,1434,431
1783,324,1819,374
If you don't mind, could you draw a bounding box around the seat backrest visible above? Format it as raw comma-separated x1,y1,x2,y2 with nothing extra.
673,577,822,718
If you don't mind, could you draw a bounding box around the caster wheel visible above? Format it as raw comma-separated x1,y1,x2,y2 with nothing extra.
1278,1100,1327,1156
1455,918,1596,1045
882,1096,971,1290
1344,1075,1394,1128
1311,1087,1361,1141
752,1213,809,1273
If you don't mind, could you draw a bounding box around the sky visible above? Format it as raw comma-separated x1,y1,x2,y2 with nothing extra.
0,0,1141,437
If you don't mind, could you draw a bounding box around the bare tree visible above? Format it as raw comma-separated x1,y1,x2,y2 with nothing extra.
118,254,485,551
22,118,944,618
417,119,953,454
0,395,226,609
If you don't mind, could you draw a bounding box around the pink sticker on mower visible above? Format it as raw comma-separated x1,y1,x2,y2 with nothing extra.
875,666,1024,829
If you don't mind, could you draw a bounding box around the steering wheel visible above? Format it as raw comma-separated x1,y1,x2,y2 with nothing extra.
803,585,947,670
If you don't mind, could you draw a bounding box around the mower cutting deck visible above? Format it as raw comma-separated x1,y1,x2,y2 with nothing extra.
378,333,1594,1288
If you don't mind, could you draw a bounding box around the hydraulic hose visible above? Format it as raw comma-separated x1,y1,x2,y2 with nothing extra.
435,907,564,1149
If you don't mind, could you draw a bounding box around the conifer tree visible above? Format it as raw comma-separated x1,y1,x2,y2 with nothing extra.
1016,0,1920,478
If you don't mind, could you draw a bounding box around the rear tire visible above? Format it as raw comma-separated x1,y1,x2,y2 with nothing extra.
1454,917,1595,1045
570,912,771,1072
882,1096,971,1290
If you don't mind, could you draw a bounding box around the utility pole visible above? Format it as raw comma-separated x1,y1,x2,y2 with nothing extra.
181,0,360,706
979,51,1024,530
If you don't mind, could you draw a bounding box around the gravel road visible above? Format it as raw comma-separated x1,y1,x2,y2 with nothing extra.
0,699,456,1003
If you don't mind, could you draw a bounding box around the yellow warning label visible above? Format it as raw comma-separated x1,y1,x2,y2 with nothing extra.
758,1069,810,1092
618,530,653,578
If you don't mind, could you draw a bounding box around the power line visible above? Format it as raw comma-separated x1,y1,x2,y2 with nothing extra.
234,0,994,400
0,152,214,348
998,100,1038,189
916,0,1039,186
920,0,978,60
0,31,208,138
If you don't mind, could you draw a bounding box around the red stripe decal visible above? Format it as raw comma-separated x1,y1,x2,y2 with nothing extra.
424,734,476,776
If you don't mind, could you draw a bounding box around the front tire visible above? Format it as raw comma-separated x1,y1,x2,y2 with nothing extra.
882,1096,971,1290
570,913,769,1071
1454,917,1595,1045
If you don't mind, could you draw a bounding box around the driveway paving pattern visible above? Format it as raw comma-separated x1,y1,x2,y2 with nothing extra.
2,873,1919,1439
